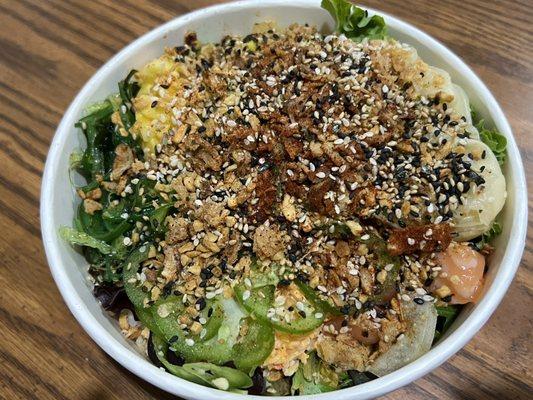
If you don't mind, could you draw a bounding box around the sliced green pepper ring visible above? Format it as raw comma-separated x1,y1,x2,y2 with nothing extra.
234,284,274,317
151,334,253,390
154,296,233,365
150,334,223,387
294,280,342,317
122,244,153,308
182,363,253,390
135,305,164,338
235,283,324,334
232,317,275,373
153,296,224,343
200,304,225,342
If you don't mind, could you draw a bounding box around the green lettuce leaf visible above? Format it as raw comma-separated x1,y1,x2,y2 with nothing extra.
59,226,112,254
291,352,338,395
321,0,387,41
434,305,460,341
476,120,507,166
472,221,502,250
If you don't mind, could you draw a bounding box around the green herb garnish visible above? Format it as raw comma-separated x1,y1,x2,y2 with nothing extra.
434,305,460,342
321,0,387,41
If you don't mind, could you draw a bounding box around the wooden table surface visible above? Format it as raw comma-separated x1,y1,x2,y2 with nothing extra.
0,0,531,399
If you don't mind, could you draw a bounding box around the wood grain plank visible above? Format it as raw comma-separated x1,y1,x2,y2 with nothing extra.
0,0,531,399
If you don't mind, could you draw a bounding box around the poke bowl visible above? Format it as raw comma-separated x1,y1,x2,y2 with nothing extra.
40,1,527,399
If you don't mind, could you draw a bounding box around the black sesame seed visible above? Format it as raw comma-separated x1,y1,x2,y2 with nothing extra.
162,282,173,296
196,297,207,310
414,297,424,305
278,279,291,287
169,335,180,344
243,34,255,43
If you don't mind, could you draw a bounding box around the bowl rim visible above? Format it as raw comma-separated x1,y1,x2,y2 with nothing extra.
40,0,528,399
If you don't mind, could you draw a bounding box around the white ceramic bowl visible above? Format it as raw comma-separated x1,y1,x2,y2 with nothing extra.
40,1,527,398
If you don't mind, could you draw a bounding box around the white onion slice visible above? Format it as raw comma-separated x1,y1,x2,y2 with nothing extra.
452,139,506,241
367,297,437,376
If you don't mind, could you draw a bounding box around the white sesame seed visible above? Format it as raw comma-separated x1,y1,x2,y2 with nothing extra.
185,338,195,346
242,290,251,301
316,172,326,179
211,377,229,391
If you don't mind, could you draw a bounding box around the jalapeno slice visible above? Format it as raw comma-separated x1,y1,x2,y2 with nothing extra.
294,280,342,317
232,317,275,373
235,283,324,334
150,334,253,390
122,244,152,308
